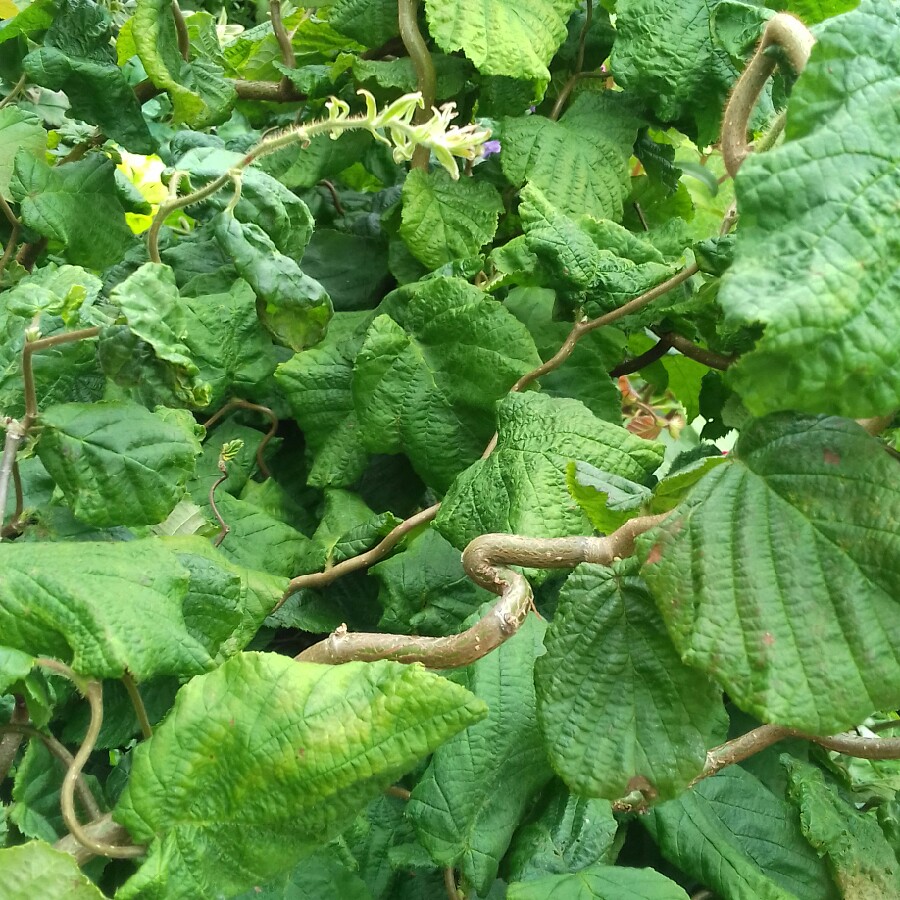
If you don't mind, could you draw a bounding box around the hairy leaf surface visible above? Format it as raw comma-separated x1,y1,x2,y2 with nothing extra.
115,653,486,899
640,415,900,733
0,841,106,899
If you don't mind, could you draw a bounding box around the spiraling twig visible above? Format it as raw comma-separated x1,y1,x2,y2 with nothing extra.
609,337,673,377
209,468,230,548
0,723,102,819
55,814,134,865
121,672,153,740
202,398,278,478
655,331,735,370
270,0,297,95
296,515,667,667
398,0,436,169
317,179,346,217
721,14,814,178
35,658,144,858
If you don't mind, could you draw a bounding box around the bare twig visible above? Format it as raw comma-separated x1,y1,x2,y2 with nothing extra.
0,72,27,110
550,0,594,121
398,0,436,169
16,236,47,272
444,866,461,900
655,331,735,370
35,658,144,859
296,514,667,667
318,179,346,217
0,421,26,541
270,0,297,95
0,194,21,279
172,0,190,62
858,414,895,436
202,398,278,478
386,785,411,801
0,723,102,819
721,14,814,177
55,813,134,865
609,337,672,377
209,468,230,548
121,672,153,740
279,502,440,607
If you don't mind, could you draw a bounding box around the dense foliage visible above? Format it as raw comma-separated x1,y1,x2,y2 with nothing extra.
0,0,898,897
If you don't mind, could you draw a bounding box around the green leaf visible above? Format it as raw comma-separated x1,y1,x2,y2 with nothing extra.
400,168,503,270
301,230,392,312
504,784,618,883
640,414,900,733
37,400,200,527
214,214,333,351
424,0,580,84
275,311,371,488
174,147,315,259
718,0,900,417
518,185,678,314
9,153,135,270
0,107,46,202
352,277,542,492
371,525,492,636
437,392,664,551
644,766,837,900
502,94,642,220
504,287,625,422
23,47,155,153
180,279,280,409
648,449,728,514
2,264,101,321
0,540,214,679
536,560,726,801
408,614,552,894
784,756,900,897
611,0,740,145
330,0,398,47
765,0,859,24
0,841,106,900
566,462,652,533
10,740,68,843
234,846,373,900
133,0,235,126
115,652,486,900
353,54,471,98
260,130,373,189
507,865,690,900
0,647,35,695
109,263,211,408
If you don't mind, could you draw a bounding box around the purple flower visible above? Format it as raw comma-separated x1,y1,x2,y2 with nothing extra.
481,139,502,159
528,105,537,113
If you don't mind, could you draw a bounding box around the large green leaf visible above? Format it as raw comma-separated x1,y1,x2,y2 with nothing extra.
0,541,214,679
109,263,210,408
37,400,201,527
275,311,371,488
507,865,690,900
180,279,280,409
329,0,398,47
784,756,900,897
424,0,580,84
115,652,486,900
400,168,503,270
518,186,678,316
9,154,135,270
0,107,46,201
504,784,618,883
133,0,235,126
22,41,154,153
10,741,67,843
640,414,900,734
718,0,900,417
536,560,726,801
437,392,664,550
352,277,542,492
408,614,552,895
502,94,641,221
214,214,332,352
644,766,838,900
0,841,106,900
765,0,859,24
611,0,740,144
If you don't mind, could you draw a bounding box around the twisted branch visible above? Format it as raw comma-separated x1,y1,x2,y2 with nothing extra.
296,515,667,667
398,0,436,169
202,398,278,479
721,14,815,178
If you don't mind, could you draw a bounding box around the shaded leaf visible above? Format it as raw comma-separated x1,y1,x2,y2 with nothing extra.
0,841,105,900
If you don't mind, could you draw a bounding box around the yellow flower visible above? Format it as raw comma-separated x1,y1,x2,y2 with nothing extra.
116,151,167,234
